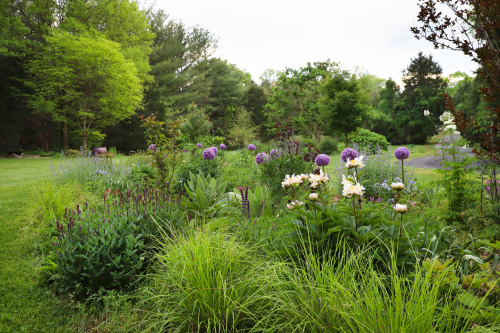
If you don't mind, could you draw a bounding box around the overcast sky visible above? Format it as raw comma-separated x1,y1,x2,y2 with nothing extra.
156,0,477,85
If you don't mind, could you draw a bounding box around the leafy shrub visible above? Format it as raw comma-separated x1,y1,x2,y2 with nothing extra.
319,137,338,155
350,128,389,153
44,187,185,300
183,171,228,219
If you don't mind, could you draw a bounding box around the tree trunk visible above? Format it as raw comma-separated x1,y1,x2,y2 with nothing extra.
60,122,68,149
345,133,349,148
82,131,87,150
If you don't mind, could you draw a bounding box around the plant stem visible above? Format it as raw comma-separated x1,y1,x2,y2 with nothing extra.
353,196,358,232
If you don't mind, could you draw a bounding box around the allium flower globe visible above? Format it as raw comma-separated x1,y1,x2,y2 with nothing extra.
270,148,281,158
219,143,226,150
210,146,218,155
315,154,330,166
248,144,256,151
341,148,358,162
196,143,203,148
255,152,269,165
202,148,216,160
394,147,410,160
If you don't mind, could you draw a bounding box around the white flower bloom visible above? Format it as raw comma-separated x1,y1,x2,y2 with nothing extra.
424,110,430,117
346,155,365,169
391,182,405,191
309,193,318,201
394,204,408,214
342,181,365,197
309,170,329,185
341,174,354,185
439,111,454,124
282,174,303,188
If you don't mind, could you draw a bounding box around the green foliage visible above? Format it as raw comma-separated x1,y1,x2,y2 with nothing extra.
49,216,146,300
174,154,221,192
319,72,370,147
350,128,389,152
229,183,274,219
180,104,212,143
38,181,72,223
319,137,338,154
25,33,143,149
226,108,259,148
183,171,228,219
141,114,183,186
143,230,280,332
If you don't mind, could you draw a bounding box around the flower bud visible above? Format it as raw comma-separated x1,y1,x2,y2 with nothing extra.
309,193,318,201
391,182,404,191
394,204,408,214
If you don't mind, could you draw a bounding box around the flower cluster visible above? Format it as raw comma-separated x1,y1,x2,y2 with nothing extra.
315,154,330,167
210,146,218,155
196,143,203,148
281,170,329,189
202,148,216,160
341,148,358,162
219,143,226,150
341,175,365,197
270,148,282,158
148,144,157,151
255,152,270,165
440,111,460,135
248,144,256,151
394,147,410,160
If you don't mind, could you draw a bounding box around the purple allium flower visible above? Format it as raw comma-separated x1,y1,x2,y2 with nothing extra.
255,153,269,165
210,146,218,155
341,148,358,162
248,144,256,151
220,143,226,150
202,148,215,160
148,144,156,151
315,154,330,166
394,147,410,160
270,148,281,158
196,143,203,148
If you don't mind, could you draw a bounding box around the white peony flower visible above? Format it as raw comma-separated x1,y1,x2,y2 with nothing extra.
287,200,304,210
346,155,365,169
309,170,329,185
342,181,365,197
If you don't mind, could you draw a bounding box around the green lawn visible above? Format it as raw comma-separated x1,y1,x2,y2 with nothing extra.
0,158,86,332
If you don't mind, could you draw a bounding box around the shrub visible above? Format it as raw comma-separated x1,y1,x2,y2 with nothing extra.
173,154,221,193
45,186,185,300
319,137,338,155
350,128,389,153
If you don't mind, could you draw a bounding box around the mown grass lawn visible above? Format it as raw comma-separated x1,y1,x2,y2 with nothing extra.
0,158,87,332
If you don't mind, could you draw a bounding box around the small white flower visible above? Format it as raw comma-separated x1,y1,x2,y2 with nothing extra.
394,204,408,214
287,200,304,210
424,110,430,117
309,193,318,201
391,182,405,191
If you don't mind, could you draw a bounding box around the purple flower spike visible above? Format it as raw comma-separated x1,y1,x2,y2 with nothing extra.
341,148,358,162
196,143,203,148
315,154,330,166
210,146,218,155
248,144,256,151
255,152,269,165
220,143,226,150
394,147,410,160
270,148,282,158
202,148,215,160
